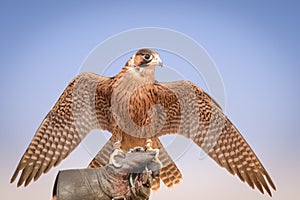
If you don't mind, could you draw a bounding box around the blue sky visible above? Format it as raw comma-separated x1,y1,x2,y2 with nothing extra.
1,1,299,199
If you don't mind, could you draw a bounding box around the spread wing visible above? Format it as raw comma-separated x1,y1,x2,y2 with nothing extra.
151,80,276,196
11,72,113,186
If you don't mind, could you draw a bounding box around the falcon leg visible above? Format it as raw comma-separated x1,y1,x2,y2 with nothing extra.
112,126,123,144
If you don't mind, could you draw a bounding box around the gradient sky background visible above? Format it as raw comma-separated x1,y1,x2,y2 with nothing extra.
1,1,299,199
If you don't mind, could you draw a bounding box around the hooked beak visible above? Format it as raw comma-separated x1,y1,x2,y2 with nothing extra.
154,56,163,67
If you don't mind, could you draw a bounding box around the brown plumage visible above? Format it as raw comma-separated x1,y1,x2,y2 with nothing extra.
11,48,276,196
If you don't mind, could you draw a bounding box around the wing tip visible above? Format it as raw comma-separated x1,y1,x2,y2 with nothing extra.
265,172,276,191
17,178,24,187
249,173,275,197
10,172,18,184
10,164,23,186
11,171,25,187
264,174,276,196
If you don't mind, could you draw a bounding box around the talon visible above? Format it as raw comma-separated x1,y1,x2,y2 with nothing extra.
109,141,125,168
145,139,160,163
113,140,121,149
153,149,160,162
145,139,153,151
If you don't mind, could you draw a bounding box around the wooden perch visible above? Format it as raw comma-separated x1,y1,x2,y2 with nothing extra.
52,143,162,200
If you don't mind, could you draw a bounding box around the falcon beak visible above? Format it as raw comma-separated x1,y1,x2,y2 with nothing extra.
155,56,163,67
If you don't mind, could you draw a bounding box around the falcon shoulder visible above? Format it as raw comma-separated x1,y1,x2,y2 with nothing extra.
153,80,276,196
11,72,113,186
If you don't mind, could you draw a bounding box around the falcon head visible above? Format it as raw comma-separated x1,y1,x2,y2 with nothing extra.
126,49,163,68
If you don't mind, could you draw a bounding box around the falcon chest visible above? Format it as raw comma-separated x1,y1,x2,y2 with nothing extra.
110,67,158,138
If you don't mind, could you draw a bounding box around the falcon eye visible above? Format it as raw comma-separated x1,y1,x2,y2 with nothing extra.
144,54,151,60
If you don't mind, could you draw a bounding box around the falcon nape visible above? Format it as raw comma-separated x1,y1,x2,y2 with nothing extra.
11,48,276,196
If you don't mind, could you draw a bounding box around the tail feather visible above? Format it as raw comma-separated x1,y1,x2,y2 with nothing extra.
88,136,183,190
88,137,114,168
151,177,161,191
154,138,183,188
